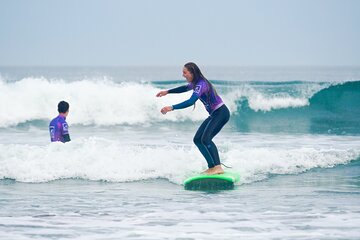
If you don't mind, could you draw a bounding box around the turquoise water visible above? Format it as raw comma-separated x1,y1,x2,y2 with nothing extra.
0,66,360,239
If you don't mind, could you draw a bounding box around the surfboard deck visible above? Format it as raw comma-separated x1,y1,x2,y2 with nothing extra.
184,171,240,190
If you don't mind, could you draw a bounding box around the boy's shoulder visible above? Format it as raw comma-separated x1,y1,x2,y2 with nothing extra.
50,116,57,125
50,116,67,125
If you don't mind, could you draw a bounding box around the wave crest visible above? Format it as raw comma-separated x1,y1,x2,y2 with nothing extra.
1,78,359,135
0,138,358,184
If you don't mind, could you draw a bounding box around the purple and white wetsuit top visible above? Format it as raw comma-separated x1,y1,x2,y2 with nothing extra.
188,79,224,114
49,115,70,143
171,79,224,114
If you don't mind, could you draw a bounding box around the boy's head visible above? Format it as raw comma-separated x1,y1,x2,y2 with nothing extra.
58,101,70,116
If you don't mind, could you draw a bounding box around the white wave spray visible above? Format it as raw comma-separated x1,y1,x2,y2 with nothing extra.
0,77,330,127
0,137,358,184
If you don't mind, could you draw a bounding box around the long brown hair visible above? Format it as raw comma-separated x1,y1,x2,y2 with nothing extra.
184,62,218,104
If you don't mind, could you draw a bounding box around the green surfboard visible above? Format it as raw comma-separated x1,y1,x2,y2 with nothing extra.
184,172,240,190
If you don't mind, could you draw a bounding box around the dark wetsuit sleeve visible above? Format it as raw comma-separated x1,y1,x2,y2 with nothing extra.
168,85,190,94
60,121,70,143
172,93,199,110
63,134,71,143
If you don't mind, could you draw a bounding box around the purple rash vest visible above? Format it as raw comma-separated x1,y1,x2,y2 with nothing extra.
185,79,224,114
49,115,69,142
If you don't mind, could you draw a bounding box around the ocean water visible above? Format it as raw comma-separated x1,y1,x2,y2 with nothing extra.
0,66,360,239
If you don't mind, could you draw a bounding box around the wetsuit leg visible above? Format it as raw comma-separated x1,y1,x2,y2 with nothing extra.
193,105,230,168
193,117,215,168
200,105,230,166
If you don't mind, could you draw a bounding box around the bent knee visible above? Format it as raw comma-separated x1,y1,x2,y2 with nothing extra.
200,136,211,146
193,136,201,145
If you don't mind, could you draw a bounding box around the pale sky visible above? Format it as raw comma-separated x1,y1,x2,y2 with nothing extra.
0,0,359,66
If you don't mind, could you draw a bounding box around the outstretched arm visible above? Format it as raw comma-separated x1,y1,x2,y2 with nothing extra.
156,90,168,97
156,85,190,97
168,85,189,94
161,93,199,114
172,93,199,110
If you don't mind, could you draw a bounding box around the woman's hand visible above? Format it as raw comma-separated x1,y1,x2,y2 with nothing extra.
161,106,173,115
156,90,168,97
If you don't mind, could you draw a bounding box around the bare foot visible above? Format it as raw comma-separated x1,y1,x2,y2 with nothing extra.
207,165,224,175
202,168,213,174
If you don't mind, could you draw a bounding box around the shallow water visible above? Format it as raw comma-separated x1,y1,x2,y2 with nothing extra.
1,66,360,239
1,161,359,240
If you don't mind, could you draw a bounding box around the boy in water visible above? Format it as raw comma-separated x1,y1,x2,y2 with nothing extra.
49,101,71,143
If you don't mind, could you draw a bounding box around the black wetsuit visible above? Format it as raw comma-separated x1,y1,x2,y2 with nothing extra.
169,80,230,168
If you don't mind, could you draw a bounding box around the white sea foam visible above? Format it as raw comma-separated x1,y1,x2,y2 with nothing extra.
0,77,210,127
248,94,309,111
0,77,331,127
224,145,359,183
0,137,358,184
226,83,328,112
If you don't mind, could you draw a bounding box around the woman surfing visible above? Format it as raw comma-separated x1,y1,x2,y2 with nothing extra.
156,62,230,175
